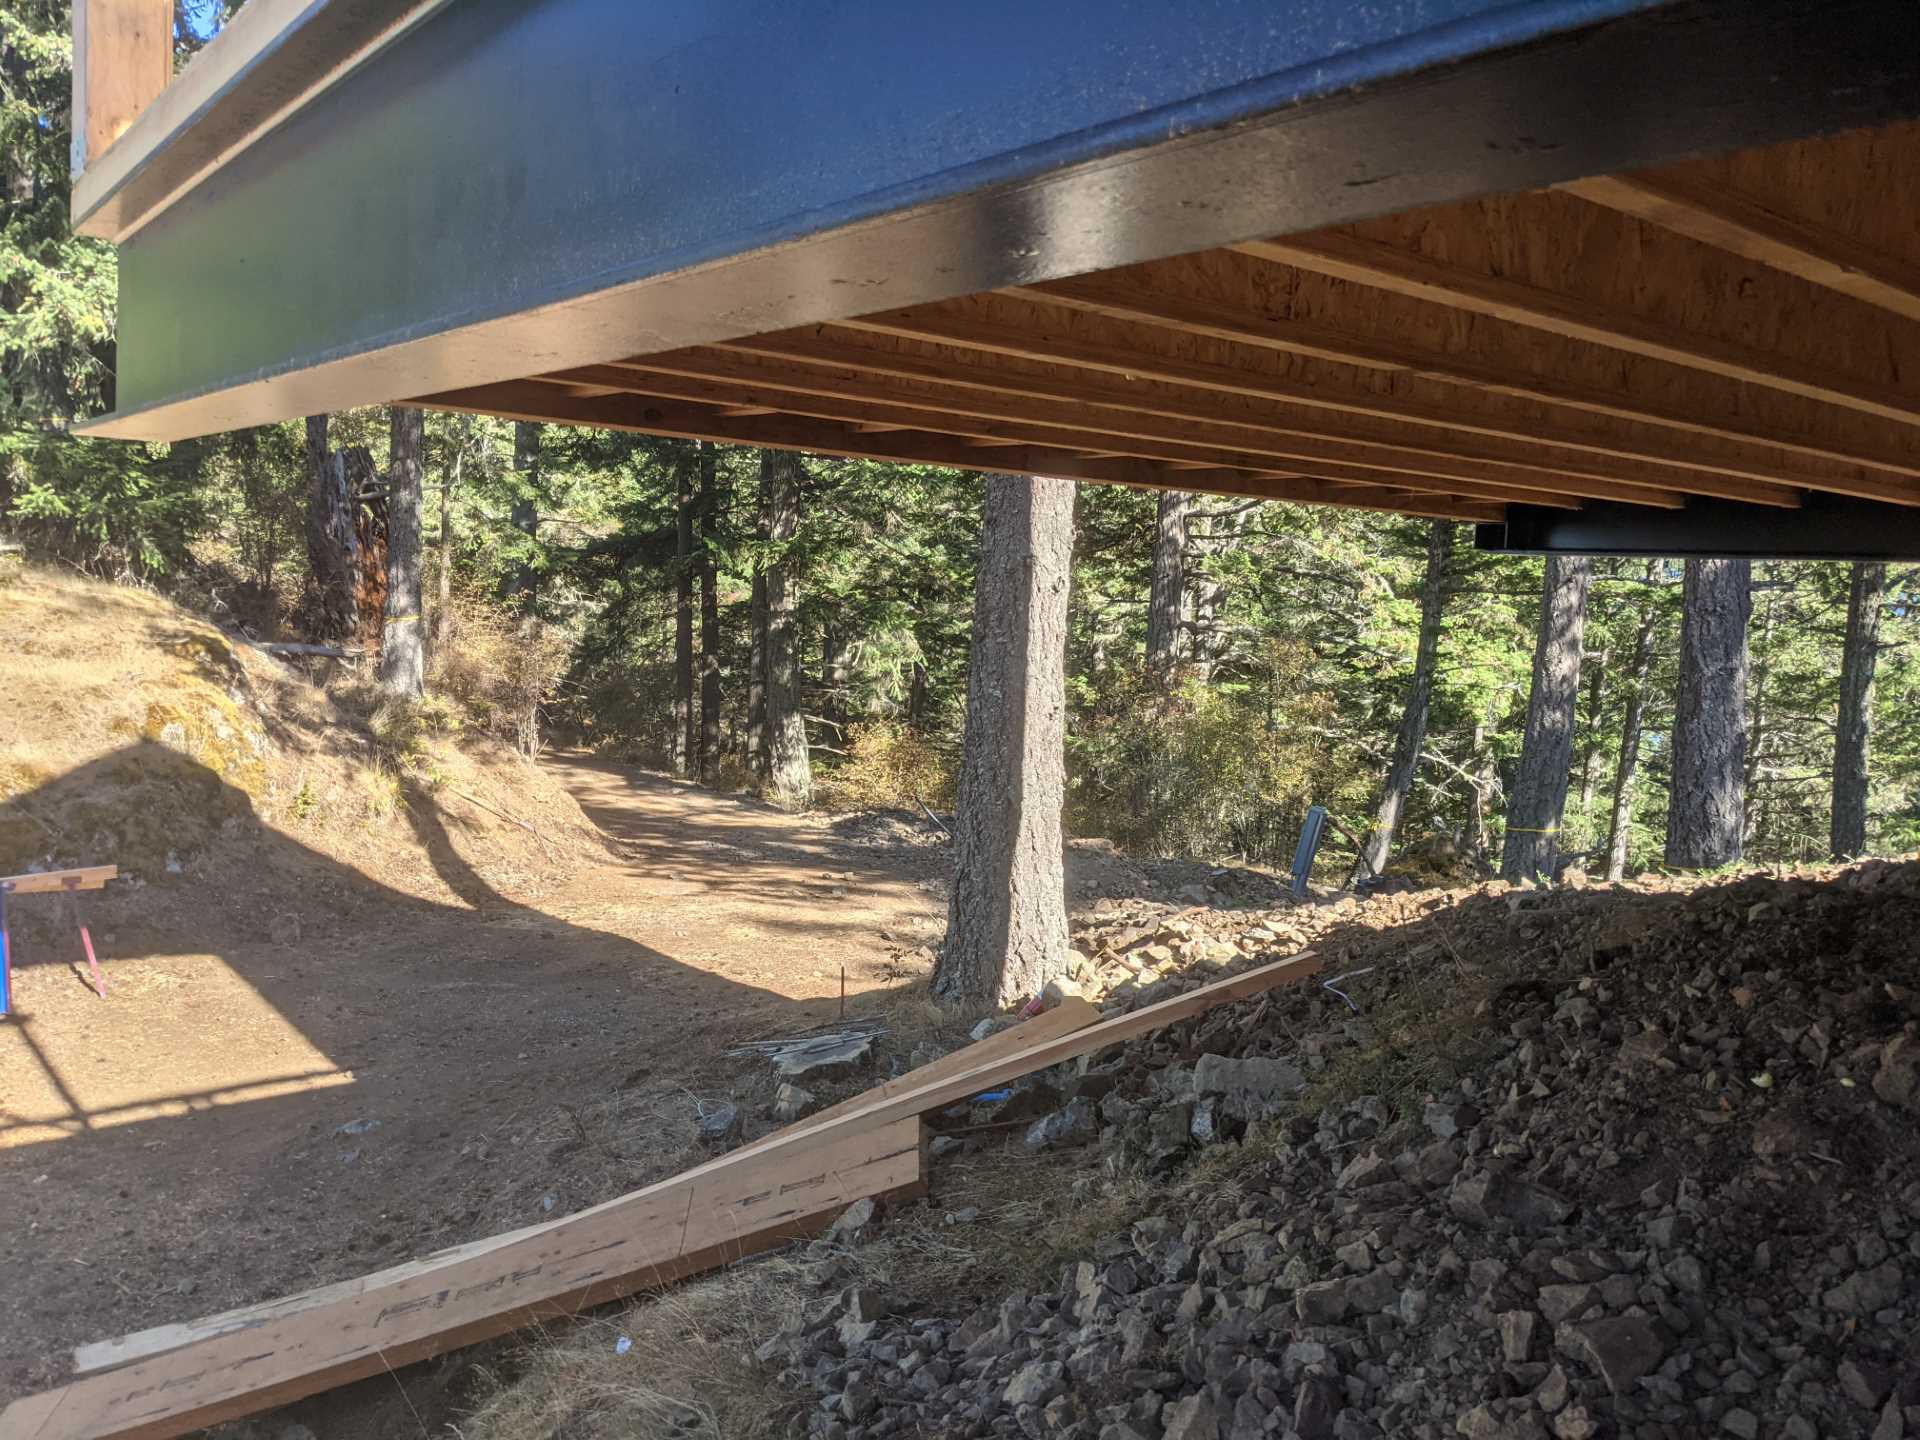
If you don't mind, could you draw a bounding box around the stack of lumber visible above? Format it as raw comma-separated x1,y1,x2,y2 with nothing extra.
0,949,1322,1439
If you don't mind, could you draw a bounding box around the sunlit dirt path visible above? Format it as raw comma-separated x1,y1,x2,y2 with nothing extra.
0,757,947,1415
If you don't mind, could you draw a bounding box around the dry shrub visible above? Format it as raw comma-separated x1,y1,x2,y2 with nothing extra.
431,591,572,758
462,1267,810,1440
816,721,956,813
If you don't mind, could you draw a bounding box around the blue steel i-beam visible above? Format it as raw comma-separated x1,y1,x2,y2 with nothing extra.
94,0,1920,442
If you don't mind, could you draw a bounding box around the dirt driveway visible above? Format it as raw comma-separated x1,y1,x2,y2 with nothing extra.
0,759,949,1420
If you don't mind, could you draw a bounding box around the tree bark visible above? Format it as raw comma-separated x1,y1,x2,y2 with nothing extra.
509,421,541,613
434,414,468,663
1665,558,1751,868
303,415,359,641
1604,565,1660,882
1362,520,1453,875
1188,503,1242,685
1146,490,1190,684
761,450,813,808
1576,645,1609,825
1831,560,1886,860
1502,555,1592,882
344,447,387,657
672,452,695,777
379,408,426,698
698,441,722,787
931,473,1075,1008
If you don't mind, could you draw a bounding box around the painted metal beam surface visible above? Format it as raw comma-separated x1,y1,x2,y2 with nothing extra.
93,0,1920,441
1477,496,1920,560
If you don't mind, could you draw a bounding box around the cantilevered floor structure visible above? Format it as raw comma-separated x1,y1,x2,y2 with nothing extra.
72,0,1920,559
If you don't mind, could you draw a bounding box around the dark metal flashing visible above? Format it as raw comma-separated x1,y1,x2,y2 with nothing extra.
89,0,1920,443
72,0,446,241
1477,496,1920,561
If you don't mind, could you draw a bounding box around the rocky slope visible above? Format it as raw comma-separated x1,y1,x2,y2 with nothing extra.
766,861,1920,1440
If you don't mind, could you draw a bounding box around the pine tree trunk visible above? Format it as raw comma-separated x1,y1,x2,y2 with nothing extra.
379,409,426,698
1577,645,1609,826
434,416,467,663
821,629,849,733
749,567,768,772
1605,573,1660,881
1363,521,1453,874
1188,503,1242,685
761,450,813,808
510,421,541,613
698,442,722,787
1742,591,1776,845
1467,715,1494,864
303,415,359,641
1502,555,1592,882
672,453,695,777
1831,560,1886,860
1666,558,1751,868
344,447,387,657
931,474,1075,1008
1146,490,1190,684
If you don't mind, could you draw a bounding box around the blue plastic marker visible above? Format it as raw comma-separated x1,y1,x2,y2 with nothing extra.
0,884,11,1019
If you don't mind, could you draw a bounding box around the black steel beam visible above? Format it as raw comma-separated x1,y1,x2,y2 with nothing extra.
89,0,1920,442
1477,496,1920,560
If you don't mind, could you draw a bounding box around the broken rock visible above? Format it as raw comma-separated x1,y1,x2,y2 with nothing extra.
776,1032,874,1080
1555,1315,1669,1394
772,1083,816,1123
1025,1097,1097,1150
1191,1052,1305,1118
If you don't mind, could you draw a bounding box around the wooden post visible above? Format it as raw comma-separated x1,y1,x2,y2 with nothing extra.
71,0,173,175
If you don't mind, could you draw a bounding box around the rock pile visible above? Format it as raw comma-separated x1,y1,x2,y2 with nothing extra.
763,860,1920,1440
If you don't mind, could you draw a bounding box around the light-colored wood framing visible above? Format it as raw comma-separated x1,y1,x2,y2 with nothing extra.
7,950,1325,1438
402,121,1920,529
71,0,172,174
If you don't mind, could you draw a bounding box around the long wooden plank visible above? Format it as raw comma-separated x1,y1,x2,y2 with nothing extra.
1561,171,1920,326
416,382,1505,524
541,366,1582,511
0,866,116,895
13,949,1322,1438
1,1119,927,1440
733,996,1101,1162
1235,231,1920,428
722,329,1798,506
73,996,1103,1377
598,355,1664,508
833,312,1825,505
1014,273,1920,492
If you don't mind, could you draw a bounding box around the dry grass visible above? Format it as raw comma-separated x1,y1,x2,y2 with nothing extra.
462,1260,816,1440
0,566,610,908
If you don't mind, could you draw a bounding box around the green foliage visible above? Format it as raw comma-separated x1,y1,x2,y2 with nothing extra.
1070,648,1357,866
816,722,956,813
4,431,210,574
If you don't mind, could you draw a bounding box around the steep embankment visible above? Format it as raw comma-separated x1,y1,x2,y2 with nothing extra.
472,862,1920,1440
1,566,609,937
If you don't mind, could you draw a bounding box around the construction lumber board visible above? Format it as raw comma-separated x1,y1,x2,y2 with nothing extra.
19,947,1321,1438
75,997,1103,1377
0,1119,927,1440
732,995,1103,1161
0,866,116,894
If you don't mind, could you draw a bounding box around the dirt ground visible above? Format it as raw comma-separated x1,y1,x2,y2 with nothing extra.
0,758,958,1419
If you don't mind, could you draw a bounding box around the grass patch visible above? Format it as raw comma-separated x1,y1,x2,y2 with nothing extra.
1295,951,1500,1123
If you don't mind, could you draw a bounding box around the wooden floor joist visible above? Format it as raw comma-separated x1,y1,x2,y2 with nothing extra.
7,950,1322,1439
381,121,1920,540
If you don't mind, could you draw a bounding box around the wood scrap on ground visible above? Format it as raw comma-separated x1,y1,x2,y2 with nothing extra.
10,949,1320,1440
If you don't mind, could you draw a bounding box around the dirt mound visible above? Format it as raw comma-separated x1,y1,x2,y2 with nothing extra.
748,862,1920,1440
1,567,609,938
